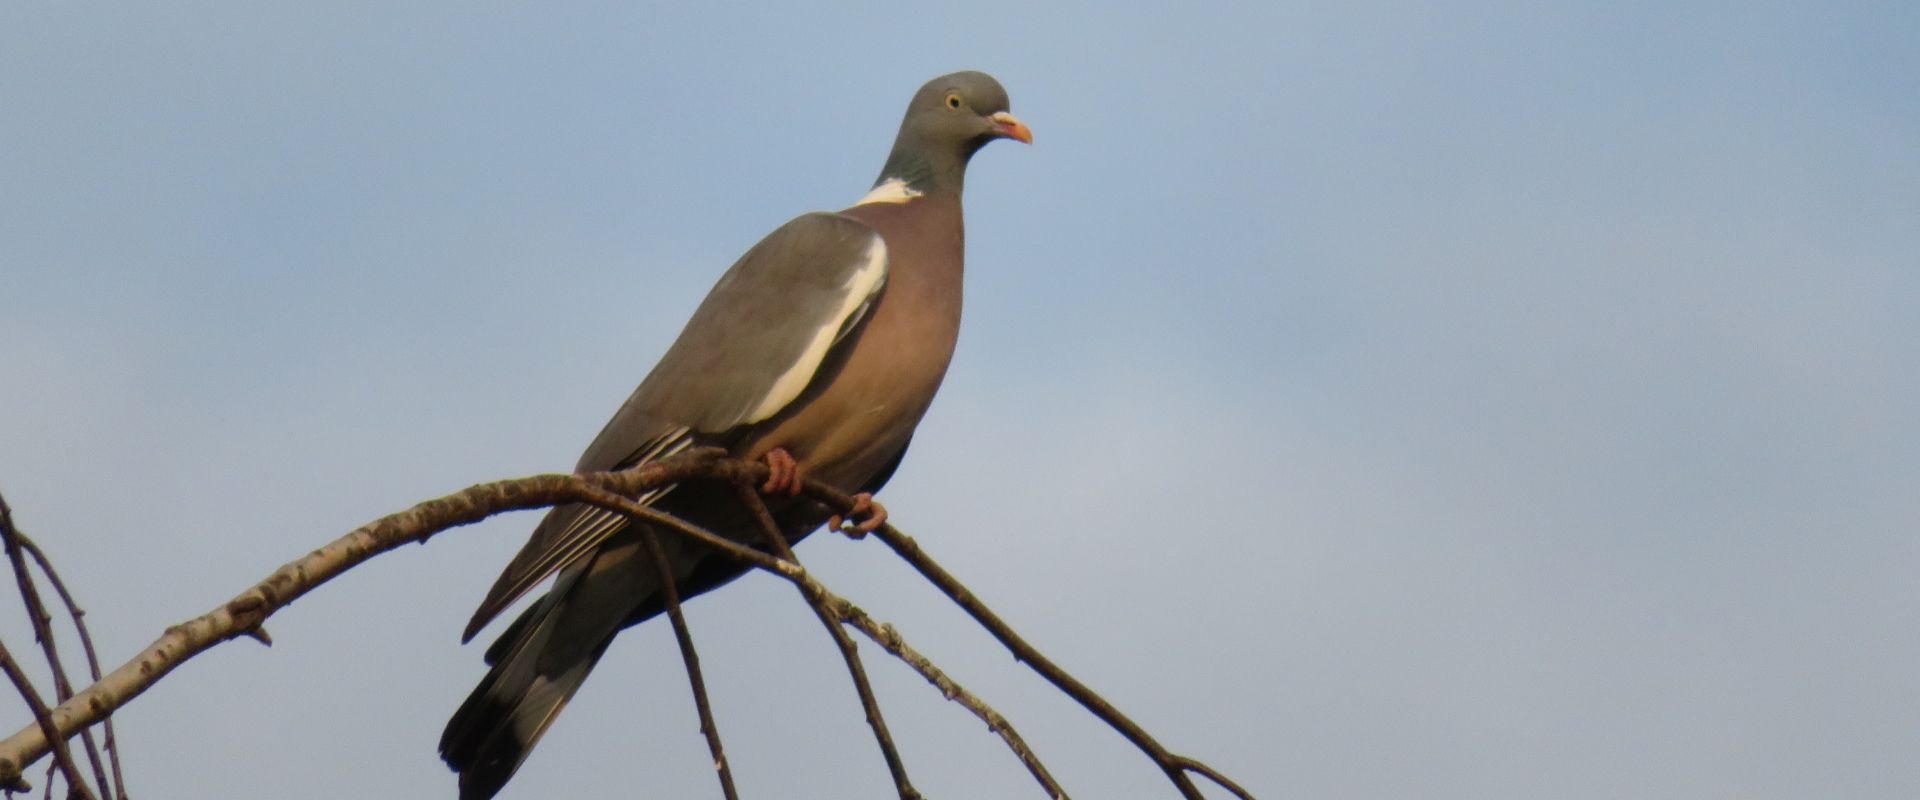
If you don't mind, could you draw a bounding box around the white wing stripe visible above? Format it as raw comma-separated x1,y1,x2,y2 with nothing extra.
744,235,888,422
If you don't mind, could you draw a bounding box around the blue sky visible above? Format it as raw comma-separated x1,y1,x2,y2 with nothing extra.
3,2,1917,798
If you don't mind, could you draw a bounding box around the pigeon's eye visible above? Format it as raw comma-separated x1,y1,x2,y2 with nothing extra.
945,93,962,110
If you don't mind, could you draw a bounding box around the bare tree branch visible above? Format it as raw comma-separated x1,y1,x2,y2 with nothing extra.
13,540,122,800
864,523,1208,798
0,638,84,799
734,485,920,800
0,454,1252,799
0,453,736,785
868,524,1239,799
1174,756,1258,800
770,479,1248,800
835,599,1068,798
636,527,738,800
0,493,98,800
1,532,113,798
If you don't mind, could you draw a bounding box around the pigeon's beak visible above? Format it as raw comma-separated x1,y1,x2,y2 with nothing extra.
990,111,1033,144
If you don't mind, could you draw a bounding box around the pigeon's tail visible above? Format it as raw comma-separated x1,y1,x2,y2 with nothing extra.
440,584,615,800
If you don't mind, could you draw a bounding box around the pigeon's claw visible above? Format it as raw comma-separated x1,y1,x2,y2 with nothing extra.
828,493,887,538
760,448,804,497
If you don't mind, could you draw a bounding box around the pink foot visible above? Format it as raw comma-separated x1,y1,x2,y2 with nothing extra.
829,493,888,538
760,447,804,497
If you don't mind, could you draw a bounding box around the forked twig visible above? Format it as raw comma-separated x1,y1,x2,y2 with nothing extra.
768,476,1252,800
14,540,123,800
872,524,1253,799
0,493,99,800
835,600,1068,798
0,638,85,798
867,524,1212,798
1175,756,1258,800
733,485,920,800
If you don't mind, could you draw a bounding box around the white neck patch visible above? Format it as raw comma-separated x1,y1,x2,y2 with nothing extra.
855,177,922,206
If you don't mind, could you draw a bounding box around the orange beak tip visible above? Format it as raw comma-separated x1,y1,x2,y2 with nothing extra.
991,112,1033,144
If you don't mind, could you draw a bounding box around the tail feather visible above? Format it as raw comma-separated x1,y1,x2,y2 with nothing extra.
445,535,675,799
440,593,611,800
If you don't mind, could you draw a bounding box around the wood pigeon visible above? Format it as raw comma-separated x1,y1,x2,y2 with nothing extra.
440,71,1030,800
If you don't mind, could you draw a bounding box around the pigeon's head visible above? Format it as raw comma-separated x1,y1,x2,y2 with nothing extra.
877,71,1030,193
903,70,1031,150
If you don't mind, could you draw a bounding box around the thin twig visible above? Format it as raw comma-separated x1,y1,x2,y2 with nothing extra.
1,526,114,799
0,494,98,800
0,637,85,799
836,600,1068,798
733,485,920,800
862,524,1218,799
1174,757,1257,800
636,527,738,800
14,541,122,800
755,475,1252,800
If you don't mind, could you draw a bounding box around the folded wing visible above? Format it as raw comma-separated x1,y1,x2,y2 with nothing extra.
462,212,889,640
